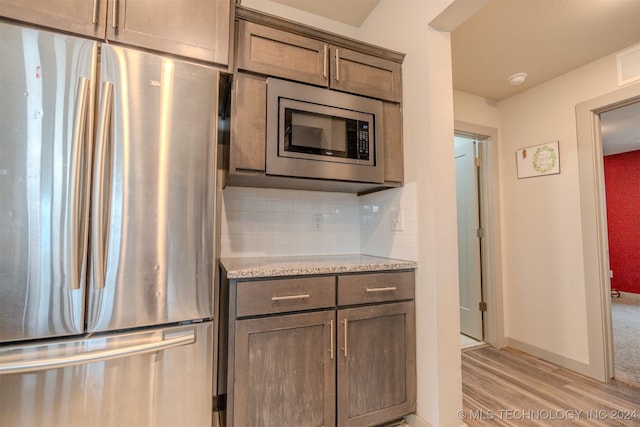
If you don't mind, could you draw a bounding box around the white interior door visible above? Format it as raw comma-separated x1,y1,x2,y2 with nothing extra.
455,140,483,340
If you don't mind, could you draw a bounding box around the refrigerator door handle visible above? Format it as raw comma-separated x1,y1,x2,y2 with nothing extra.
70,77,91,291
0,329,195,375
92,81,114,290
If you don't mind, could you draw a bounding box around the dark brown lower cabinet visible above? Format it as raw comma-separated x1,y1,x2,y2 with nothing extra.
223,270,416,427
338,302,416,427
233,311,336,427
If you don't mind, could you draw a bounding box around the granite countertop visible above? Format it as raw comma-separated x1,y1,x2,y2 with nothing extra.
220,254,417,279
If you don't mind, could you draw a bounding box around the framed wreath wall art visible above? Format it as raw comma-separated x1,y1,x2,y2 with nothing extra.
516,141,560,178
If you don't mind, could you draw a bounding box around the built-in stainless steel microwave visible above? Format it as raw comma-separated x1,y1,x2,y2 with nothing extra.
266,78,385,184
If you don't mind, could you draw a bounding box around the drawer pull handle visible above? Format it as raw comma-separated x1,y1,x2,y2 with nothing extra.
342,319,348,357
322,44,328,79
92,0,98,23
271,294,310,301
366,286,397,293
112,0,118,28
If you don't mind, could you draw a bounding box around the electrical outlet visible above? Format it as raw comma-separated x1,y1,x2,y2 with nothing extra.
390,210,404,231
312,214,323,232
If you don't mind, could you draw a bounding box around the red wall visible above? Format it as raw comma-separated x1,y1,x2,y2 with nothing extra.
604,150,640,295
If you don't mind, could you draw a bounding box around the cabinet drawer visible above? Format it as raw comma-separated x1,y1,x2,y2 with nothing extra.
338,271,414,306
236,276,335,317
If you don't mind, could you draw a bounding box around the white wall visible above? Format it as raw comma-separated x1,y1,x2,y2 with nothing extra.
454,44,638,375
357,3,463,425
229,1,463,426
360,183,418,261
454,90,501,130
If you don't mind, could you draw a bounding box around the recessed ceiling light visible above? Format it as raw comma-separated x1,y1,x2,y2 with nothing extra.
508,72,528,86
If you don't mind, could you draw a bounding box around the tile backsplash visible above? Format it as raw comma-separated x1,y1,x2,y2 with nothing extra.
220,182,417,261
360,182,417,261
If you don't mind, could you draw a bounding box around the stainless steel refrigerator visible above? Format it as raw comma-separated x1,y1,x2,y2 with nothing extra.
0,21,218,426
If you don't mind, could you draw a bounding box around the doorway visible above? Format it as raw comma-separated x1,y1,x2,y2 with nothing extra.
455,134,484,343
599,101,640,387
575,82,640,382
454,121,504,350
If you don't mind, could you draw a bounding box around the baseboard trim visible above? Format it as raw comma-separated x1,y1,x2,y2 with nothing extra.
405,413,467,427
405,414,432,427
505,338,595,379
614,291,640,304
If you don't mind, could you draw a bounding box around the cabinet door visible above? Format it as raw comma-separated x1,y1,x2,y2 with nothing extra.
0,0,106,38
230,73,267,174
236,20,328,86
337,302,416,427
106,0,231,64
233,311,336,427
382,102,404,185
330,47,402,103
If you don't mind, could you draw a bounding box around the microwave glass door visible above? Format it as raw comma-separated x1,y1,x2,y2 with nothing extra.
279,98,374,166
288,110,348,155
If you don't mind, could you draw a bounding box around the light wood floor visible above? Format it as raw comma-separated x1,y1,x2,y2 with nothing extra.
462,346,640,426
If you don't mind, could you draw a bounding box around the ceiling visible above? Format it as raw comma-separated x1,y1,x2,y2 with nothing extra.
452,0,640,155
451,0,640,101
264,0,640,155
270,0,380,27
601,101,640,156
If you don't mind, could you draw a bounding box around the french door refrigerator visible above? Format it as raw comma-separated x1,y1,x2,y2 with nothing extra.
0,21,218,427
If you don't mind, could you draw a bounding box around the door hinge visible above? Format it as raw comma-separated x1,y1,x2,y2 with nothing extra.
479,301,487,312
476,228,485,238
474,141,481,167
213,394,226,412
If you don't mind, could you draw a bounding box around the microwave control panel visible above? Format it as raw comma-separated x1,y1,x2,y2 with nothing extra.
357,121,370,161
